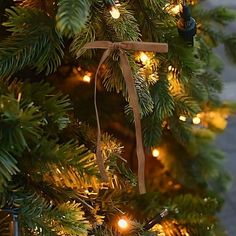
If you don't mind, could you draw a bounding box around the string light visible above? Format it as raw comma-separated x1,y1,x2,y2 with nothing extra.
108,0,120,19
17,93,22,102
179,115,187,122
110,6,120,19
143,209,168,231
192,116,201,125
140,52,149,64
83,75,91,83
164,3,181,15
152,148,160,158
117,218,129,229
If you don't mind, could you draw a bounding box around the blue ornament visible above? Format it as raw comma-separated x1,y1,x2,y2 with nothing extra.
177,4,197,46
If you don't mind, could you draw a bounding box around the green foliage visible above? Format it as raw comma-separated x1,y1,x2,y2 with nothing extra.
0,93,43,152
224,34,236,64
56,0,92,37
0,150,19,190
168,117,193,145
125,74,154,118
70,23,96,58
0,7,63,77
196,6,236,26
173,95,201,117
170,194,219,223
103,3,140,41
21,82,71,130
152,75,175,120
143,115,162,147
14,188,90,236
102,53,126,94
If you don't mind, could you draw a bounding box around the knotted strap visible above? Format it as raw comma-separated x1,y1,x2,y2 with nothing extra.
82,41,168,194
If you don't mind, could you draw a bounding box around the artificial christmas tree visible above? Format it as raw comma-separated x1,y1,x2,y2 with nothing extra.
0,0,236,235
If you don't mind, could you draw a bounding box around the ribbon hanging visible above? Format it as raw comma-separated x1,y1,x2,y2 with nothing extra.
82,41,168,194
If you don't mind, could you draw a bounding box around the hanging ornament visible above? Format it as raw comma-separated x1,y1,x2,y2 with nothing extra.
177,1,196,46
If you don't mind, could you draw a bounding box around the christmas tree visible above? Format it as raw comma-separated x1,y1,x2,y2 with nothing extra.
0,0,236,235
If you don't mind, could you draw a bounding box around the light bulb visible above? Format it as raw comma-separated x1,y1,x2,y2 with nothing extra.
110,6,120,19
179,115,187,122
164,3,181,15
192,116,201,125
83,75,91,83
170,4,181,14
118,219,128,229
140,52,149,64
152,148,160,158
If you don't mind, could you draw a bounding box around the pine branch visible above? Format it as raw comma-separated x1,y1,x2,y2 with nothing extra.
56,0,92,37
103,3,140,41
184,77,209,103
224,34,236,64
197,71,223,93
170,194,219,223
15,0,56,15
173,95,201,117
0,93,43,152
14,188,90,235
70,22,96,58
168,116,193,145
143,115,163,147
0,7,63,77
0,150,19,191
193,6,236,26
168,37,203,77
125,74,154,118
134,0,176,42
22,82,71,130
151,74,175,120
25,139,98,180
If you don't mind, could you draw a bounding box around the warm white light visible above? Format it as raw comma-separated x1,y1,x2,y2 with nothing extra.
152,148,160,158
83,75,91,83
110,6,120,19
192,116,201,125
140,52,149,63
168,65,173,71
164,3,181,15
179,115,187,122
170,4,181,14
118,219,128,229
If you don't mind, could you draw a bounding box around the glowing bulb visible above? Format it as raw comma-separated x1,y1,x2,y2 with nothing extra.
140,52,149,63
118,219,128,229
83,75,91,83
170,4,181,14
179,115,187,122
110,6,120,19
192,116,201,125
168,65,173,71
164,3,181,15
152,148,160,158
